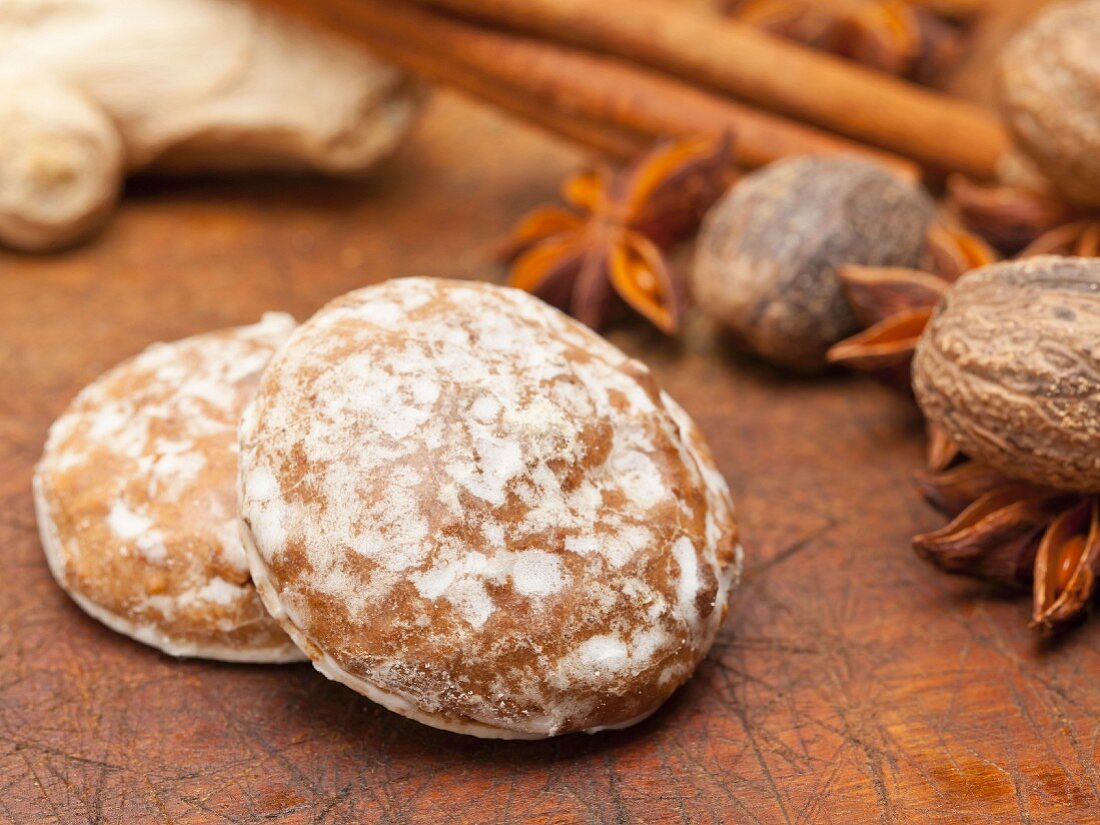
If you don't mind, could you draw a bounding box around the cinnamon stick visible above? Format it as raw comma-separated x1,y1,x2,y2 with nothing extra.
382,44,652,160
261,0,918,177
403,0,1009,177
751,0,982,20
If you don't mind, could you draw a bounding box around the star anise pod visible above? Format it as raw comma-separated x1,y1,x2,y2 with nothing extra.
726,0,963,81
946,175,1088,255
501,135,735,334
924,421,960,474
1020,219,1100,258
914,449,1100,632
825,223,997,388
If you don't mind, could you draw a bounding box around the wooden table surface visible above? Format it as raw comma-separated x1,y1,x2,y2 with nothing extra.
3,91,1100,825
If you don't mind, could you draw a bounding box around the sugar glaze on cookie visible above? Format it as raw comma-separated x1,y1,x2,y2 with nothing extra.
240,279,742,737
35,313,304,662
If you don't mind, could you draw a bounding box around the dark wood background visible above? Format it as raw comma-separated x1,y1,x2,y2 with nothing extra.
5,20,1100,821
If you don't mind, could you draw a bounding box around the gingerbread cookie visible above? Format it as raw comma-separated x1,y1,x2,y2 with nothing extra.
35,313,304,662
240,279,741,737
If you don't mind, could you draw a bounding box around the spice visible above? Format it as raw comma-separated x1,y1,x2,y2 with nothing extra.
501,136,735,334
0,0,422,252
945,2,1100,257
826,223,996,388
913,257,1100,491
693,156,934,372
262,0,916,177
357,0,1009,177
947,176,1080,254
997,1,1100,210
912,257,1100,630
948,181,1100,259
914,452,1100,631
726,0,964,82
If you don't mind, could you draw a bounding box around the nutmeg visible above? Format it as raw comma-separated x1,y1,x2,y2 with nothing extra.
998,0,1100,209
692,156,934,372
913,256,1100,492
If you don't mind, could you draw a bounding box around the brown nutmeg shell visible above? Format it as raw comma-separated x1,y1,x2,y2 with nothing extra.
998,0,1100,209
913,256,1100,492
692,156,934,372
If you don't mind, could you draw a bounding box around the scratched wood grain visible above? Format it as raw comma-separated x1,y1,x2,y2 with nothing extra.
4,78,1100,824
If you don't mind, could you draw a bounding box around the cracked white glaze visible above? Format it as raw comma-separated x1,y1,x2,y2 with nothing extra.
34,313,304,662
240,279,742,736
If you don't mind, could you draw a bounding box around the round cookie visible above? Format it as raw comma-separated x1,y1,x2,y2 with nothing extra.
35,313,305,662
239,278,741,738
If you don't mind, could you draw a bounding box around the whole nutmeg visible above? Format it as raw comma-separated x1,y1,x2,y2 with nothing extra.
998,0,1100,209
913,256,1100,492
692,156,934,372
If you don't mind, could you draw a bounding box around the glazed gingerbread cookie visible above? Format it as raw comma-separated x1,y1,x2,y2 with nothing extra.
239,278,741,737
35,313,304,662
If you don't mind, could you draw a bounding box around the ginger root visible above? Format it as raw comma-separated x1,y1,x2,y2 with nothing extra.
0,0,424,251
0,76,123,252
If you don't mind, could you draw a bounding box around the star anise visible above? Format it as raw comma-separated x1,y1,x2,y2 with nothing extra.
726,0,964,81
825,223,997,388
914,445,1100,632
501,136,735,335
946,175,1100,257
1020,219,1100,258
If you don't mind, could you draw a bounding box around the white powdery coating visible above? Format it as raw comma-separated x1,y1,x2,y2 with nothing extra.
34,312,304,663
107,500,153,540
192,576,244,607
410,549,567,603
672,537,700,625
577,635,630,670
240,278,741,736
510,550,566,597
135,530,168,564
